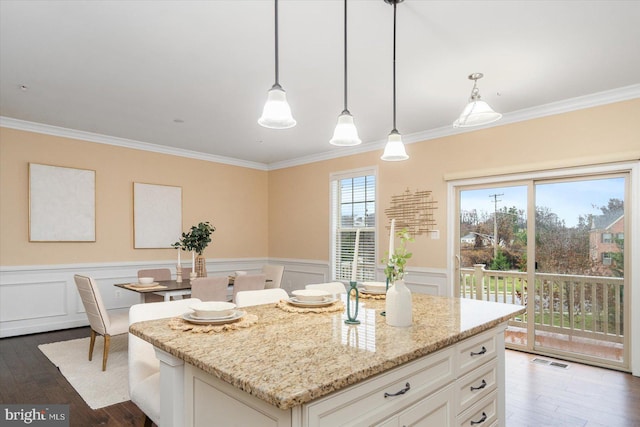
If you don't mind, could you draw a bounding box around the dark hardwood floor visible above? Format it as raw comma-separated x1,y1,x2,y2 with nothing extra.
1,327,639,426
0,327,147,427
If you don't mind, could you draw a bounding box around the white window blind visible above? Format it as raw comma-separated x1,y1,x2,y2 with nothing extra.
331,169,376,282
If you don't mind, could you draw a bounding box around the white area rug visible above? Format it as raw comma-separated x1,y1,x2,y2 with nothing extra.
38,334,129,409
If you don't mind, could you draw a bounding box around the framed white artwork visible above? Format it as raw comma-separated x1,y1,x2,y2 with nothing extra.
133,182,182,248
29,163,96,242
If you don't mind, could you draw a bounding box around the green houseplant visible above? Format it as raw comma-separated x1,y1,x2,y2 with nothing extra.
382,228,414,283
173,222,216,277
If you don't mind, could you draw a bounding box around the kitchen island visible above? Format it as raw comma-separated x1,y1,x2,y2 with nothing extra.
130,293,525,427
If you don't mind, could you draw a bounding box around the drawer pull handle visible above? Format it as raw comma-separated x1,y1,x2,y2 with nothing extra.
470,346,487,356
384,382,410,398
470,379,487,391
470,411,487,425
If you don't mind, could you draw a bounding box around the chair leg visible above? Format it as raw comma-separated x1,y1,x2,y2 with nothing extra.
89,329,97,361
102,334,110,371
143,415,153,427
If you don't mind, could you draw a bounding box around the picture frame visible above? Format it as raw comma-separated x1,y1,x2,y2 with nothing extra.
133,182,182,248
29,163,96,242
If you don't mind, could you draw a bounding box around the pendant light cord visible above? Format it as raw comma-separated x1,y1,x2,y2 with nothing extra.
274,0,280,86
392,0,397,131
343,0,348,112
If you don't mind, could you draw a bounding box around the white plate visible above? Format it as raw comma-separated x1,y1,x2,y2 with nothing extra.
182,310,245,325
360,288,387,295
189,311,236,321
287,297,336,308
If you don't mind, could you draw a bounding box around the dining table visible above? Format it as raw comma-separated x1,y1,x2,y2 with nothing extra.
114,276,272,302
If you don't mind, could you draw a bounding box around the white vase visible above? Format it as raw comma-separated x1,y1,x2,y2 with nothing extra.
385,279,412,327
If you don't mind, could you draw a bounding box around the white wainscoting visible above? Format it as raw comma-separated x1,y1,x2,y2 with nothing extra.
0,258,448,337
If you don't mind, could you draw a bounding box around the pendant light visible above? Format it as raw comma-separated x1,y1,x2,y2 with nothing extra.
381,0,408,162
453,73,502,128
258,0,296,129
330,0,361,146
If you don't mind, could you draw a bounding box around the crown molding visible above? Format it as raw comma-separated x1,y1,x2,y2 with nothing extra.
2,84,638,172
268,84,640,170
0,117,269,171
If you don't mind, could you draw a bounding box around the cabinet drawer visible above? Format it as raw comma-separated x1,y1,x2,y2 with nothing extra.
456,359,497,414
456,329,497,376
396,384,456,427
457,390,498,427
304,347,455,427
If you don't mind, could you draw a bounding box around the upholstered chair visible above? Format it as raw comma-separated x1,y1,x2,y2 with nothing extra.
232,274,266,303
138,268,171,302
128,298,201,427
261,264,285,289
190,276,229,302
73,274,129,371
235,288,288,308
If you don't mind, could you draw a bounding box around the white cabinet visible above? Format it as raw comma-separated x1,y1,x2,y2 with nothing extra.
183,325,506,427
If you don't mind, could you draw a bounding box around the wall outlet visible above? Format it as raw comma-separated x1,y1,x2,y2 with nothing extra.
115,290,122,299
431,230,440,239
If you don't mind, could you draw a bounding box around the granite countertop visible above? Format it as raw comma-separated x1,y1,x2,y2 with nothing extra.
129,293,525,410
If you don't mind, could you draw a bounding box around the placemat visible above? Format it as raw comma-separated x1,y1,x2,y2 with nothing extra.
124,284,167,291
168,314,258,333
276,299,345,314
355,292,386,300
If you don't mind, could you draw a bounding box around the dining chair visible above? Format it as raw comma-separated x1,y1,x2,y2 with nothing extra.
181,267,192,280
232,273,266,303
190,276,229,302
73,274,129,371
138,268,181,302
129,298,201,427
305,282,347,298
262,264,285,289
235,288,289,308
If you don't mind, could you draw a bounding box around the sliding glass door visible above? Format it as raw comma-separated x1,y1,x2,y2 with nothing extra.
456,173,629,371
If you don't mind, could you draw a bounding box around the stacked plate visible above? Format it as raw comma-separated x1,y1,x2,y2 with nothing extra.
288,289,336,308
183,301,245,324
360,282,387,295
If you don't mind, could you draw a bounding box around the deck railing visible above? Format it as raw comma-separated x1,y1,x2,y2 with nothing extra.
460,264,624,343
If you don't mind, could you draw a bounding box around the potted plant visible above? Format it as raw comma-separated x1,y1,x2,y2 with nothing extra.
173,221,216,277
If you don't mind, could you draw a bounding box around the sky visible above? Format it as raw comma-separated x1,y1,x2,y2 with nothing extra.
459,177,625,227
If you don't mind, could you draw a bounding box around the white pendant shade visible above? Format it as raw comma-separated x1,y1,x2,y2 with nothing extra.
380,131,408,161
453,99,502,128
258,84,296,129
330,111,361,146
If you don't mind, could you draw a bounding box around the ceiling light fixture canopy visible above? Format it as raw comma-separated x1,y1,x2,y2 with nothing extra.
258,0,296,129
381,0,408,162
453,72,502,128
330,0,361,147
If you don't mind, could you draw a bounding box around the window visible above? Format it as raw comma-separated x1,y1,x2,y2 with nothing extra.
617,233,624,241
602,233,613,243
602,252,612,265
331,168,376,282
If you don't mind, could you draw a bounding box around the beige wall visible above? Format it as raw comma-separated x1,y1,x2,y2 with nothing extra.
268,99,640,269
1,99,638,268
0,127,268,266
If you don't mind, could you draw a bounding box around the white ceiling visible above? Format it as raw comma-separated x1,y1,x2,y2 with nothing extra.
1,0,639,168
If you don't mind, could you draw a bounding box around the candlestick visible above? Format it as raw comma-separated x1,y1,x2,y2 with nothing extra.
177,248,181,265
192,251,195,270
351,228,360,283
388,219,395,261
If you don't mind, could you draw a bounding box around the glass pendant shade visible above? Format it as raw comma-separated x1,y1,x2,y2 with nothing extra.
330,111,361,146
453,99,502,128
380,130,409,161
258,84,296,129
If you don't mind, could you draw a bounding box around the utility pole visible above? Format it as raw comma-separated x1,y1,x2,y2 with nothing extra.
489,193,503,259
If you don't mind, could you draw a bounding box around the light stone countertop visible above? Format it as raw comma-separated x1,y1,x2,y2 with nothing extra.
129,293,525,410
